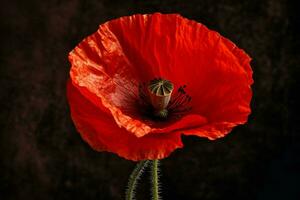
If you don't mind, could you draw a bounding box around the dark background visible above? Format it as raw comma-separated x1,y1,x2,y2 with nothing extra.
1,0,299,199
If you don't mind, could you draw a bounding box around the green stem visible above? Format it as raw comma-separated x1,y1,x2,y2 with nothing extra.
151,160,160,200
126,160,150,200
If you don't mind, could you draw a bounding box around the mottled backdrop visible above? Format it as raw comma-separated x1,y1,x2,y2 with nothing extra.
1,0,299,200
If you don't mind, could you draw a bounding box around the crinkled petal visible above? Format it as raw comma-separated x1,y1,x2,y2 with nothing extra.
67,80,183,161
69,13,252,142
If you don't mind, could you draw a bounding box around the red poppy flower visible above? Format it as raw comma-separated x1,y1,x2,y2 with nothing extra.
67,13,253,161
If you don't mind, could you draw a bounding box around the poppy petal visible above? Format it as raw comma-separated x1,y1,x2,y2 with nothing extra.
67,80,183,161
106,13,252,84
69,13,252,145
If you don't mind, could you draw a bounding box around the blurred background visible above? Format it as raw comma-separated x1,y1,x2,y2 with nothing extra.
1,0,299,199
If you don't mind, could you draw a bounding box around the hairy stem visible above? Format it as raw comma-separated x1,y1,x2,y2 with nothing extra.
126,160,150,200
151,160,160,200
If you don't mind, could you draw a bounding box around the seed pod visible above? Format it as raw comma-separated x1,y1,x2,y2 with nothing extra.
148,78,173,118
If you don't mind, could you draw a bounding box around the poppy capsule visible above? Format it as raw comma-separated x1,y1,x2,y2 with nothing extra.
147,78,174,118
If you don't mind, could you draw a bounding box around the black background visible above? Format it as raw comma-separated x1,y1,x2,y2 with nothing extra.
1,0,299,199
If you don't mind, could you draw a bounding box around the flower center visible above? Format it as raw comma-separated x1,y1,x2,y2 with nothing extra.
136,78,191,121
147,78,174,119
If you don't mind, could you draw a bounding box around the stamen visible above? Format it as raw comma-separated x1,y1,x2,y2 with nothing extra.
168,85,192,114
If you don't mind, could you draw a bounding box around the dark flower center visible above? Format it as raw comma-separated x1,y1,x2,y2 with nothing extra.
137,78,192,121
